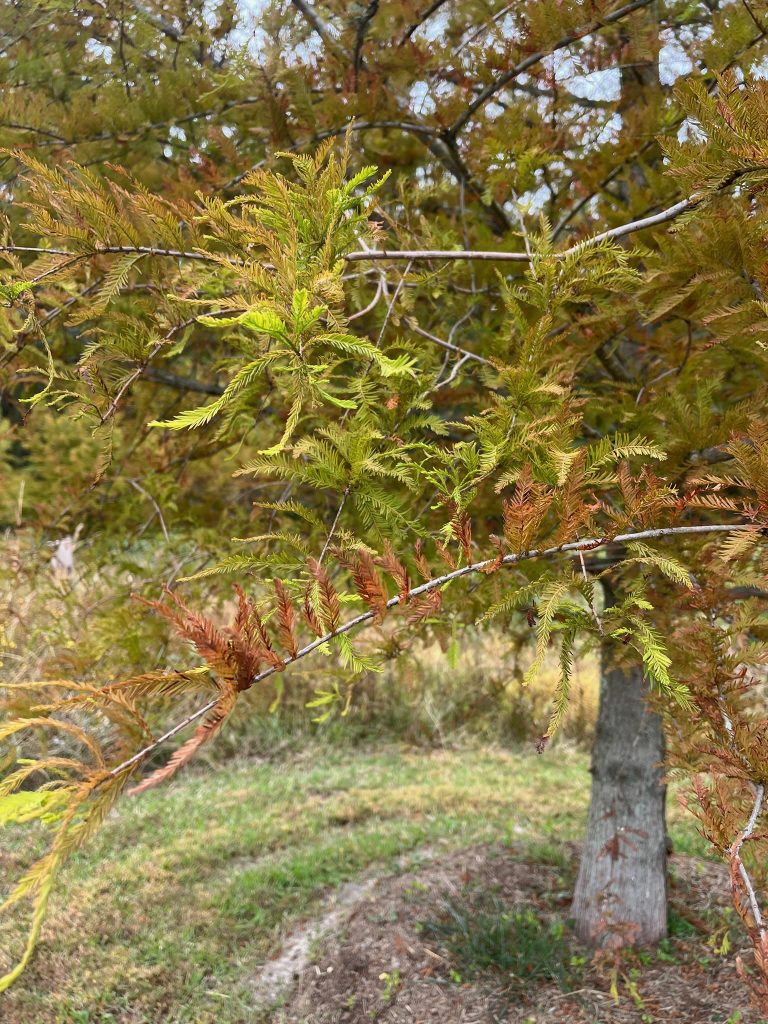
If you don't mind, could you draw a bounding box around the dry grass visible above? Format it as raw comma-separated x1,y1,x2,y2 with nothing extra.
2,527,598,757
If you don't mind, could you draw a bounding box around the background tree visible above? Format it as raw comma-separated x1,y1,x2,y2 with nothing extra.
2,0,768,1005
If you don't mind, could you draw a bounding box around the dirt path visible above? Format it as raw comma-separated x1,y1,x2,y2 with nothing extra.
254,878,378,1006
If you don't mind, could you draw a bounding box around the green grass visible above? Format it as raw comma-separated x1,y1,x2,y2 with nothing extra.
417,893,578,990
0,744,708,1024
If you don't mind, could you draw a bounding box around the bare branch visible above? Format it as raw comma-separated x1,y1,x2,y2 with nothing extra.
399,0,453,46
346,168,752,264
100,318,198,424
130,0,184,42
289,0,344,57
433,352,471,389
0,243,228,264
409,322,492,366
346,247,530,264
127,479,170,543
142,367,226,396
353,1,380,86
730,783,766,935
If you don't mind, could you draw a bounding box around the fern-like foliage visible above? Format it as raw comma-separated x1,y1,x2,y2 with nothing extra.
4,23,768,1003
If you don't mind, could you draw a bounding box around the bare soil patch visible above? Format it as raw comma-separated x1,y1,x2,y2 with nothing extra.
266,843,762,1023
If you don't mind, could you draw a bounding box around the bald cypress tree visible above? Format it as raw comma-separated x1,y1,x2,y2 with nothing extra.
2,0,768,1006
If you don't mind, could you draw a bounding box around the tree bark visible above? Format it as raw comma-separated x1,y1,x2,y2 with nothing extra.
568,8,670,951
571,648,668,948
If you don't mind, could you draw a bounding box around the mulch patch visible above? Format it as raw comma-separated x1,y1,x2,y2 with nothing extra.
271,843,763,1023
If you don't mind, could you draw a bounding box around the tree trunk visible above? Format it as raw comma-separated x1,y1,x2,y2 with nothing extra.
571,648,668,948
568,10,669,951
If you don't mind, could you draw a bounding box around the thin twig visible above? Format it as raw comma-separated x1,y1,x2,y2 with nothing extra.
399,0,452,45
289,0,343,53
410,322,492,366
635,322,693,405
346,246,530,264
100,317,197,424
730,784,766,934
127,479,170,543
348,274,385,321
375,260,412,345
430,304,479,389
318,486,350,565
433,352,471,389
742,0,768,36
708,618,767,951
453,1,515,56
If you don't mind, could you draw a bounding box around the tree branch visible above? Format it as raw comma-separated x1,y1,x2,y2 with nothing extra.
142,367,226,396
1,166,752,278
100,318,198,424
346,168,752,263
130,0,184,43
409,321,492,366
289,0,345,58
346,247,530,264
399,0,453,46
109,521,755,784
447,0,655,137
730,783,766,936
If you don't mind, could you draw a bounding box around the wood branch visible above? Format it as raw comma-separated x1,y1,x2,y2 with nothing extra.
409,322,492,366
131,0,184,42
730,783,766,934
100,318,197,424
726,586,768,601
0,243,224,263
447,0,656,137
1,166,752,276
346,167,752,263
346,247,530,264
142,367,226,396
399,0,452,45
595,338,636,383
289,0,345,58
110,521,755,785
686,446,733,465
353,1,380,84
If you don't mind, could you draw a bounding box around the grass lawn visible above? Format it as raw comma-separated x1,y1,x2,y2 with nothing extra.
0,744,710,1024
